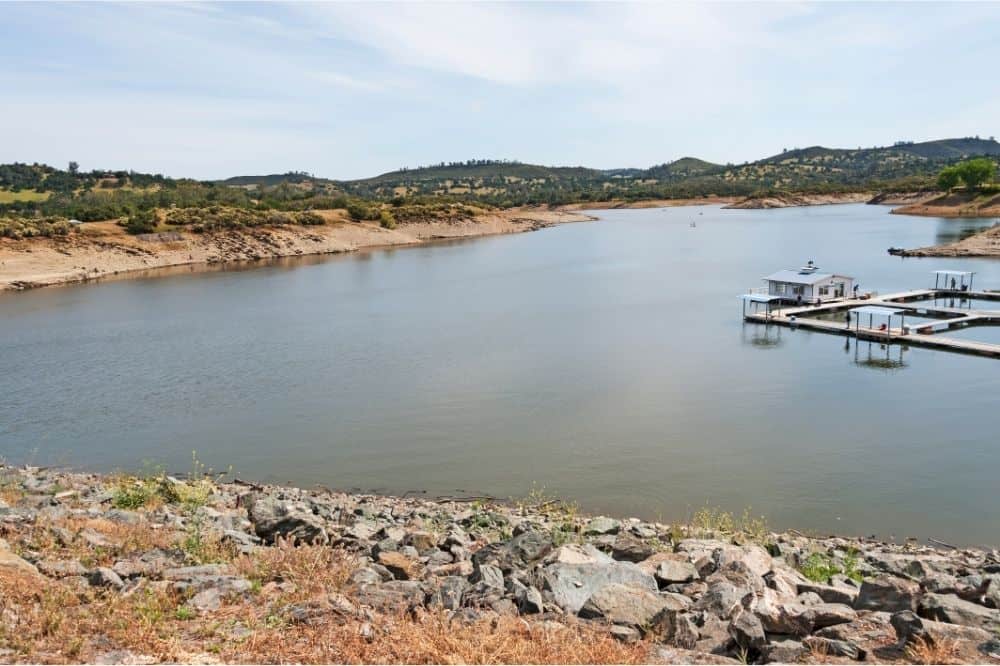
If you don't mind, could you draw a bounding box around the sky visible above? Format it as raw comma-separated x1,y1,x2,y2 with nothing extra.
2,1,999,180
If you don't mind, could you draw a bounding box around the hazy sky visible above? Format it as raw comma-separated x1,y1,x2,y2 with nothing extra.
3,2,999,180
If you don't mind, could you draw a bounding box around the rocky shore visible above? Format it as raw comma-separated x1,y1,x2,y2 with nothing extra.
2,465,999,664
0,207,594,292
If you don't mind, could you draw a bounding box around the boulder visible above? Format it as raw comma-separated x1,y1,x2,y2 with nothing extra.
545,544,612,566
919,592,1000,631
376,551,418,581
797,580,859,606
245,494,328,545
655,559,700,586
430,576,467,611
579,583,682,629
651,610,700,649
88,567,125,589
355,580,426,612
541,561,657,614
37,558,88,578
892,609,997,648
583,517,620,536
854,575,921,613
0,548,41,577
610,535,655,563
113,548,186,579
727,611,766,651
647,646,740,665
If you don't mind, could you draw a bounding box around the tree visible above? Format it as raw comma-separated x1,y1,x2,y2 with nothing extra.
68,161,79,175
955,158,996,191
937,166,960,191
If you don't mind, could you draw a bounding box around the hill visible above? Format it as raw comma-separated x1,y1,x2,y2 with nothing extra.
2,137,998,217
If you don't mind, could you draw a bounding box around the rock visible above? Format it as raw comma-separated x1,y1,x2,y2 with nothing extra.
430,576,467,611
541,561,657,614
797,580,859,606
79,527,117,549
854,575,921,613
506,530,553,565
803,636,864,660
545,544,612,566
579,583,679,629
764,639,808,663
475,563,504,591
583,516,620,536
0,547,40,577
344,520,377,542
610,625,641,643
162,566,252,596
113,548,186,578
717,544,773,579
105,509,142,524
727,611,766,651
693,563,762,620
651,610,700,649
756,600,856,636
245,493,328,545
518,585,544,614
610,535,655,563
88,567,125,589
377,551,418,580
919,592,1000,630
190,587,222,612
355,580,426,612
403,530,437,553
222,529,261,554
796,591,824,606
647,646,740,665
282,593,357,624
37,558,88,578
655,559,700,586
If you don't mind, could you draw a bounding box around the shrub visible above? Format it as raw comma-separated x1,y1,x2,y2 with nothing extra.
0,216,73,239
122,209,157,234
379,209,397,229
346,201,371,221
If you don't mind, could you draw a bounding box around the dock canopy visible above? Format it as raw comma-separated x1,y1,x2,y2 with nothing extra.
849,305,908,334
740,293,782,318
933,270,974,291
764,270,835,285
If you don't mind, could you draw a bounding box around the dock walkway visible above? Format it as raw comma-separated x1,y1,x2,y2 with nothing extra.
744,289,1000,359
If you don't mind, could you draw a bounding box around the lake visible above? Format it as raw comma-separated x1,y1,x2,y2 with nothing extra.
2,204,999,545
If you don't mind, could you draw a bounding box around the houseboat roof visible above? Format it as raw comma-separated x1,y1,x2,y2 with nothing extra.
763,269,837,285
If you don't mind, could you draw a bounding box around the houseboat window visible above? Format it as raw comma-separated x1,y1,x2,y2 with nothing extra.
819,286,829,296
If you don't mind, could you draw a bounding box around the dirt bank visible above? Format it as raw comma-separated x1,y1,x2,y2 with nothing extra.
723,192,872,209
0,207,594,292
891,191,1000,218
867,191,940,206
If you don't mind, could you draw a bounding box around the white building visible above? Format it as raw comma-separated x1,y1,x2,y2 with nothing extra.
763,263,854,304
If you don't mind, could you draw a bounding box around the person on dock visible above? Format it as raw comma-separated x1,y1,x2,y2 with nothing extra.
853,284,859,299
845,311,852,329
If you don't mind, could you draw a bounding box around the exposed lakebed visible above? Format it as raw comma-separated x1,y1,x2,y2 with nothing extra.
2,204,999,545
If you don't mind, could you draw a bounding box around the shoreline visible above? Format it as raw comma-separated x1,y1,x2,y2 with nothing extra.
723,192,872,209
0,207,596,293
2,463,999,664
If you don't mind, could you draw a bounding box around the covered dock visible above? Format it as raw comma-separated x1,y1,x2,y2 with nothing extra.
933,270,975,292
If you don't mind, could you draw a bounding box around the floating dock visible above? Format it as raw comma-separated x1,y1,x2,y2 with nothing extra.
742,288,1000,359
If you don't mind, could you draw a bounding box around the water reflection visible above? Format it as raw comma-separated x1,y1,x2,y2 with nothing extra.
740,323,783,348
932,219,999,244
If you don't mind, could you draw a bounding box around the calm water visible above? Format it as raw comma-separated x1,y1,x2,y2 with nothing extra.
3,204,999,545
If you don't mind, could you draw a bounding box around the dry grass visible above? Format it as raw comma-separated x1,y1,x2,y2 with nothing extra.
0,532,650,664
904,636,962,665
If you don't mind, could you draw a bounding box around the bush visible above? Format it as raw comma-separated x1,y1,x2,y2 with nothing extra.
379,209,396,229
346,201,371,221
122,209,157,234
0,216,73,239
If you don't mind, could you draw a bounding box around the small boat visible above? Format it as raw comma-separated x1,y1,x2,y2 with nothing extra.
887,247,906,256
